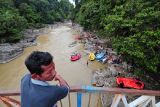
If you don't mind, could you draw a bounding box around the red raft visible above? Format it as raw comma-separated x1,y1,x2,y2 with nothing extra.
116,77,144,89
70,53,81,61
75,35,82,40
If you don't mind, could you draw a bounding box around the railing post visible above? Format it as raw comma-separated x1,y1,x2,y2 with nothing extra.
151,96,156,107
129,96,155,107
121,95,129,107
111,94,129,107
111,94,122,107
77,92,82,107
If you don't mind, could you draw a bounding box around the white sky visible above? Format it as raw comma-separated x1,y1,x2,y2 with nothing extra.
69,0,75,5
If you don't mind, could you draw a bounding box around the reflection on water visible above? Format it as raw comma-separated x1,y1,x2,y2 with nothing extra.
0,25,105,107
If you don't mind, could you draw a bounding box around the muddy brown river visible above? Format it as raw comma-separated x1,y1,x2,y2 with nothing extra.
0,24,105,107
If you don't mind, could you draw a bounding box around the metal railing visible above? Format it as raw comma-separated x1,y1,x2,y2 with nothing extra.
0,86,160,107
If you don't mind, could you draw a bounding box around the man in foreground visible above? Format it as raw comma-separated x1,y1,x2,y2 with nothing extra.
21,51,69,107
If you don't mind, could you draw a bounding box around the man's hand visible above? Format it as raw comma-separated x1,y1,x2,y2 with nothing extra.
54,74,69,87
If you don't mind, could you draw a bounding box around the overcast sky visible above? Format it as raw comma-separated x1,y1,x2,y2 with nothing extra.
69,0,75,5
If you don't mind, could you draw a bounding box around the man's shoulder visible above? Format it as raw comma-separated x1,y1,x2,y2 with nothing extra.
21,74,31,82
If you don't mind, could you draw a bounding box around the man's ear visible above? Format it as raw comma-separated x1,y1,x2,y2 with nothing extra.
31,73,41,80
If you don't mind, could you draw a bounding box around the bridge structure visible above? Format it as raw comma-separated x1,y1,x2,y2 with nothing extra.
0,85,160,107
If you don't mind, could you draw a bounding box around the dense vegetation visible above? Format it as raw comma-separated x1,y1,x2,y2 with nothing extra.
0,0,73,43
1,0,159,79
72,0,160,76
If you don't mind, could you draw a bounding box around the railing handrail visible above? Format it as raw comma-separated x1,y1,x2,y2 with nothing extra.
0,86,160,97
71,86,160,96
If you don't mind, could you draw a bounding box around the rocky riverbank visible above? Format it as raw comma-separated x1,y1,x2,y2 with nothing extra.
0,23,60,63
71,23,160,107
71,23,159,88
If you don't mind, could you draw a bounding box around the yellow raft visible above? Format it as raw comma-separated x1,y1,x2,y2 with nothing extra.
89,53,95,61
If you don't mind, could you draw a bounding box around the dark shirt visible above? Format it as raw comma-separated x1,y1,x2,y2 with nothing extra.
21,74,69,107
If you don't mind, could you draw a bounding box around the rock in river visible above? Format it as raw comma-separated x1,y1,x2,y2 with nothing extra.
0,43,23,63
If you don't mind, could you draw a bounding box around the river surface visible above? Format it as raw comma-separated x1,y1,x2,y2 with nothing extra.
0,24,105,107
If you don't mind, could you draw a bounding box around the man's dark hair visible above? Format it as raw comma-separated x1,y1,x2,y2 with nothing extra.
25,51,53,74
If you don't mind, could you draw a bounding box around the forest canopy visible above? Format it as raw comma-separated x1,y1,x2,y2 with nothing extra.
0,0,74,43
72,0,160,74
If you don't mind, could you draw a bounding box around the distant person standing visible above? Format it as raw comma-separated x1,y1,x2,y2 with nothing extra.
87,60,89,66
21,51,69,107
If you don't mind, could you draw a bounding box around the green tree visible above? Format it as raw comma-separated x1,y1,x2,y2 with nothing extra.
73,0,160,74
0,0,74,43
0,8,27,42
19,3,40,23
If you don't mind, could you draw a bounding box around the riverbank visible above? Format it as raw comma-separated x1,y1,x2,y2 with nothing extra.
70,23,160,106
71,23,159,88
0,23,61,63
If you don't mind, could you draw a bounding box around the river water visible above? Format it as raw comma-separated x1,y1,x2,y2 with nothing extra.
0,24,105,107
